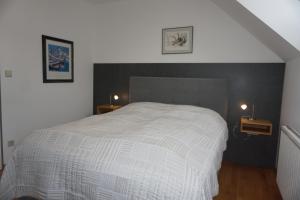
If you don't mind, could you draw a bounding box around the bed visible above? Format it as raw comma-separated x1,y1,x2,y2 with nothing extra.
0,77,228,200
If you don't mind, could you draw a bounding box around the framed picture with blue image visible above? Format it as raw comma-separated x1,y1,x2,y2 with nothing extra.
42,35,74,83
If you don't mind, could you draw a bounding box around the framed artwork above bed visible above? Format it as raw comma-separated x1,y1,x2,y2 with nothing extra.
162,26,193,54
42,35,74,83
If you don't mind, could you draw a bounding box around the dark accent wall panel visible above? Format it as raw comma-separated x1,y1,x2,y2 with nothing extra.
94,63,285,168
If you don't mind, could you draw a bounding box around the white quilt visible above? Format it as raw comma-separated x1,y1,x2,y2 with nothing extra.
0,102,228,200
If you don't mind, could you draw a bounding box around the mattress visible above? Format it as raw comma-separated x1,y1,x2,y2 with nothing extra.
0,102,228,200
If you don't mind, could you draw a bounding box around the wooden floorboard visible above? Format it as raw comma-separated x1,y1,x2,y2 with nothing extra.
214,161,282,200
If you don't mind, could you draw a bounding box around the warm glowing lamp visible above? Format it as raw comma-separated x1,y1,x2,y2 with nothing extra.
110,94,119,105
241,104,247,110
240,103,255,120
113,95,119,101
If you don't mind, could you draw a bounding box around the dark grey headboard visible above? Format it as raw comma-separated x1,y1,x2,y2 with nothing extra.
129,76,228,119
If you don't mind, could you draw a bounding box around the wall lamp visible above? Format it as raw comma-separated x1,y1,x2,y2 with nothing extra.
241,104,247,110
110,93,119,105
240,103,255,120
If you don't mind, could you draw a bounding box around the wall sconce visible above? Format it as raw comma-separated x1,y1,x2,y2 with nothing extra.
240,103,255,120
241,104,247,110
110,93,119,105
113,94,119,101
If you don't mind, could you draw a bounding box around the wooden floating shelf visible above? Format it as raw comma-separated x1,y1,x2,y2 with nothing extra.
96,104,122,114
240,118,272,136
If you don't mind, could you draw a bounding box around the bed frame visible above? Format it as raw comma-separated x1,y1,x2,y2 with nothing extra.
129,76,228,120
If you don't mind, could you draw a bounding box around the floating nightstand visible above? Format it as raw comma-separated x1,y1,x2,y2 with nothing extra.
240,118,272,136
96,93,122,114
96,104,122,114
239,103,272,136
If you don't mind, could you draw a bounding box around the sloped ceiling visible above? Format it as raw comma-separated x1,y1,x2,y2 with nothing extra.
212,0,300,61
238,0,300,51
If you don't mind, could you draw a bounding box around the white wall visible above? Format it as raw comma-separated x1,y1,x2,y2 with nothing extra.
91,0,283,63
238,0,300,52
281,56,300,131
0,0,94,164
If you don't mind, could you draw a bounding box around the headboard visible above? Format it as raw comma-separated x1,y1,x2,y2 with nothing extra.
129,76,228,119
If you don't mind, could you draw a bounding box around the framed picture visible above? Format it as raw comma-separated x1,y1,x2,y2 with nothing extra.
162,26,193,54
42,35,74,83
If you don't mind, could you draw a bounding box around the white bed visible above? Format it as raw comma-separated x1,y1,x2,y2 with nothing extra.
0,102,228,200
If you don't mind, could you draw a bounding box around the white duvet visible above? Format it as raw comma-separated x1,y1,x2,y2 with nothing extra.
0,102,228,200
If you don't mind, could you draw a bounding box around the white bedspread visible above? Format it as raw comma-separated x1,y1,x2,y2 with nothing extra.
0,102,228,200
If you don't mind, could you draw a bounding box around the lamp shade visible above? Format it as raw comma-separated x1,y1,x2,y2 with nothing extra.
113,95,119,100
241,104,247,110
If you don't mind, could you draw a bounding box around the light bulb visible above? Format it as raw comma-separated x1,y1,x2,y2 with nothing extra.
113,95,119,100
241,104,247,110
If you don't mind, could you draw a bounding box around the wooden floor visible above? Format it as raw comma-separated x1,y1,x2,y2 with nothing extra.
1,162,282,200
214,161,282,200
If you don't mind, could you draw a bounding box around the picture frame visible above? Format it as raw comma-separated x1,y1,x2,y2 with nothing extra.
42,35,74,83
162,26,193,54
